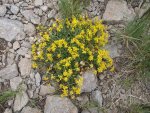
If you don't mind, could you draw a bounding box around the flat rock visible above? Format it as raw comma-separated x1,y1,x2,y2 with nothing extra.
35,72,41,86
81,70,98,93
13,91,29,112
4,108,12,113
13,41,20,50
0,18,25,41
0,63,18,80
17,47,28,56
18,58,31,77
7,52,15,65
39,85,55,96
91,90,103,107
24,23,36,36
10,5,19,14
21,106,41,113
44,95,78,113
103,0,136,21
34,0,43,6
10,76,22,91
21,10,41,24
0,5,7,16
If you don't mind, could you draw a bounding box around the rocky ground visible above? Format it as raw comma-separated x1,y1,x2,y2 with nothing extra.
0,0,150,113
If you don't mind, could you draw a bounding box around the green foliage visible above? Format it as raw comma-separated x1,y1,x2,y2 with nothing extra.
58,0,90,19
124,104,150,113
120,9,150,79
0,90,17,104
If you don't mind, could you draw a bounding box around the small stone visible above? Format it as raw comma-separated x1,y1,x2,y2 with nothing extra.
21,106,41,113
4,108,12,113
48,9,56,19
35,72,41,86
18,58,31,77
10,5,19,14
39,85,55,96
13,0,20,3
103,0,136,21
13,41,20,50
27,89,34,98
40,5,48,12
34,0,43,6
0,5,7,16
8,100,13,106
13,91,29,112
0,18,25,41
17,47,28,56
7,52,15,65
24,23,36,36
81,70,98,93
0,63,18,80
44,95,78,113
21,10,41,24
91,90,103,107
10,76,22,91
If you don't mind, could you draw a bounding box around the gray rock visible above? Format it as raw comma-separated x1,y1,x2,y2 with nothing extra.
4,108,12,113
7,52,15,65
10,5,19,14
35,72,41,86
0,63,18,80
44,95,78,113
103,0,136,21
21,106,41,113
0,5,7,17
40,5,48,12
21,10,40,24
13,0,20,3
24,23,36,36
18,58,31,77
13,91,29,112
48,9,56,19
34,0,43,6
105,44,120,58
17,47,28,56
81,70,98,93
91,90,103,107
21,41,31,48
0,18,25,41
13,41,20,50
39,85,55,96
10,76,22,91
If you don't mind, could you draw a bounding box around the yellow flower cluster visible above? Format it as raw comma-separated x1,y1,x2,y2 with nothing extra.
32,16,114,98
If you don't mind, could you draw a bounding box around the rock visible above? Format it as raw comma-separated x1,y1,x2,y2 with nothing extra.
4,108,12,113
81,70,98,93
34,0,43,6
21,41,31,48
24,23,36,36
103,0,136,21
13,41,20,50
0,18,25,41
13,0,20,3
10,5,19,14
48,9,56,19
7,52,15,65
40,5,48,12
0,5,7,16
39,85,55,96
13,91,29,112
17,47,28,56
35,72,41,86
44,95,78,113
21,106,41,113
105,43,120,58
27,89,34,98
10,76,22,91
18,58,31,77
91,90,103,107
21,10,41,24
0,63,18,80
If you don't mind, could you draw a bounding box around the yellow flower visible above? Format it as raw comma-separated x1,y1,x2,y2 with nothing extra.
32,62,38,68
47,53,53,61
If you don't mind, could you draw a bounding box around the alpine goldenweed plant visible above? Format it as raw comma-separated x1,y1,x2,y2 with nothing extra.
32,16,113,98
